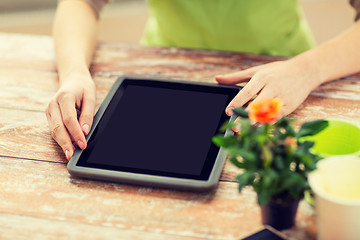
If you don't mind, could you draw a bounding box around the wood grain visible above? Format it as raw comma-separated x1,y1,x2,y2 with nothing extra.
0,156,260,239
0,213,208,240
0,108,63,162
292,96,360,126
0,156,314,240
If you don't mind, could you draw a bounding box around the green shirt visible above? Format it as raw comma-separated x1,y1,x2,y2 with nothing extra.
141,0,315,56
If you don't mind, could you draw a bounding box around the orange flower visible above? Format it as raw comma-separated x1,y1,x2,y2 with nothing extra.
248,98,283,124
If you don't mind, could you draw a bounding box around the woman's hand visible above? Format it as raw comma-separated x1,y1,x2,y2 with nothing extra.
46,72,96,160
215,58,322,116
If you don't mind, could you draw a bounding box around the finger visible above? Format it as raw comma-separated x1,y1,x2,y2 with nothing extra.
46,101,75,160
232,116,241,133
246,88,292,116
225,74,265,115
242,89,273,114
252,91,304,117
79,91,96,135
58,94,87,150
215,64,266,84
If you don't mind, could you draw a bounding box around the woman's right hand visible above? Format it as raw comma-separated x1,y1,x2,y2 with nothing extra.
46,72,96,161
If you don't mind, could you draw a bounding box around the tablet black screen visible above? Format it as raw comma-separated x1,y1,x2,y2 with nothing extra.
76,79,239,180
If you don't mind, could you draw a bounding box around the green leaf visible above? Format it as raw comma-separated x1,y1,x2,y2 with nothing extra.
285,124,296,137
238,119,254,136
262,170,278,188
212,135,237,148
233,107,249,118
235,171,254,192
274,156,285,170
297,120,328,138
262,145,273,170
257,191,271,206
299,140,315,151
220,120,238,132
228,148,256,162
275,117,291,128
212,136,224,147
229,156,245,169
256,134,268,145
256,124,267,135
300,155,316,170
282,173,307,199
282,172,305,189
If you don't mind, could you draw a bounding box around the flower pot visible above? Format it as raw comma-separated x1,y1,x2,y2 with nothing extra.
260,198,300,230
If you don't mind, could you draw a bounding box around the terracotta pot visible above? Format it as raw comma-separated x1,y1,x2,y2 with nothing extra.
260,198,300,230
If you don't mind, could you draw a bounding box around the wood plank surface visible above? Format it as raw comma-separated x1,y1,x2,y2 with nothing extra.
0,156,260,240
0,214,207,240
0,32,359,239
0,156,315,240
0,108,63,161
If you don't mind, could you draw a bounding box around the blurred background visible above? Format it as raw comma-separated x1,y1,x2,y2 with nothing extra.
0,0,356,45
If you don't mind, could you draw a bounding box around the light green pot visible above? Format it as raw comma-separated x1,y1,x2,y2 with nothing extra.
307,119,360,157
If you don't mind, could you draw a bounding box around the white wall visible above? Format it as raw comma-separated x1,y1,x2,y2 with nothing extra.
300,0,355,44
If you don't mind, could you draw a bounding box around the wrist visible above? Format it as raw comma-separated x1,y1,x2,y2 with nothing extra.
58,66,92,85
289,50,325,88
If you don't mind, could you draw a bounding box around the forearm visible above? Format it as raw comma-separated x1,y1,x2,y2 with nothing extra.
292,20,360,86
53,0,98,84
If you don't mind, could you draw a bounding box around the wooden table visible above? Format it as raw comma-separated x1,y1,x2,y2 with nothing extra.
0,33,359,240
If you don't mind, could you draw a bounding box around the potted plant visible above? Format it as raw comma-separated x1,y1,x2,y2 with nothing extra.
213,98,328,230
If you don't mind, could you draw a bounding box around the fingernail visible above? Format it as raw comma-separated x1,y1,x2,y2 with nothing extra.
65,150,72,160
82,124,90,135
226,107,234,116
215,75,224,80
77,140,86,150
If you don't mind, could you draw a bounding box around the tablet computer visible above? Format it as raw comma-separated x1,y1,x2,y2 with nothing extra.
67,76,241,191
